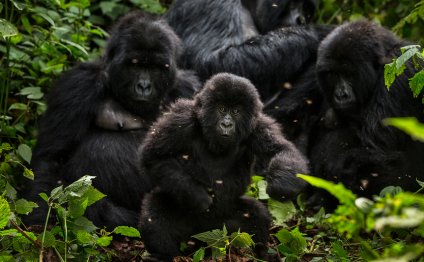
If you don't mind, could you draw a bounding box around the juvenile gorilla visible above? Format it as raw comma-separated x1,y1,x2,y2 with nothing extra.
24,11,200,228
309,20,424,201
139,73,309,261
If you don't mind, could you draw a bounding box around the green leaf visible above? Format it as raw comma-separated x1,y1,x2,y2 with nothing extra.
23,168,34,180
60,39,88,56
34,12,55,26
8,103,27,111
258,180,270,200
18,87,44,100
0,253,14,262
297,174,356,205
63,175,95,199
17,144,32,164
384,117,424,142
230,232,255,248
39,192,49,202
379,186,404,197
38,230,56,247
76,230,95,245
193,247,205,262
417,179,424,189
113,226,141,238
0,18,18,38
5,183,17,200
0,197,11,229
85,187,106,206
192,228,228,245
409,70,424,98
274,228,306,258
384,61,397,89
0,143,13,153
331,240,348,260
70,216,97,232
15,199,38,215
96,235,113,247
50,185,64,201
0,229,19,237
267,199,297,226
68,197,88,218
374,208,424,231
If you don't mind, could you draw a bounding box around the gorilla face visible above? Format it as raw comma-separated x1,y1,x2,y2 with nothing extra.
195,73,263,152
243,0,316,33
104,14,182,116
316,21,384,116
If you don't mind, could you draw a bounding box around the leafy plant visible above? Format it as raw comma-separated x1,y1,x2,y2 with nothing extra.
299,174,424,261
191,225,255,261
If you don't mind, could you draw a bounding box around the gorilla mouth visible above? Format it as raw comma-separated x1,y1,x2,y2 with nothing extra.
219,129,234,137
333,96,355,110
135,88,154,101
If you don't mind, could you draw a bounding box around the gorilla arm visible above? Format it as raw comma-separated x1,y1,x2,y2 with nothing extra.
140,99,212,211
252,113,309,201
24,62,105,224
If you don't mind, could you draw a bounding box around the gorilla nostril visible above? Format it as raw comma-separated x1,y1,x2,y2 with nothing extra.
138,80,151,90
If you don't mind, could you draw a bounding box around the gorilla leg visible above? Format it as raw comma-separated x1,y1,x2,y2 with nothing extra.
140,192,195,261
224,196,271,244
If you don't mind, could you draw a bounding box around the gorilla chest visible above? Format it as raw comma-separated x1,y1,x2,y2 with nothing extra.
183,142,254,196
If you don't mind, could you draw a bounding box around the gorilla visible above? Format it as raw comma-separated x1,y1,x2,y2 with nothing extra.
139,73,309,261
309,20,424,203
164,0,334,153
24,11,200,228
165,0,328,99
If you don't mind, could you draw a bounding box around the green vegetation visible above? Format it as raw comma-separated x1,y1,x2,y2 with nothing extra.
1,0,424,261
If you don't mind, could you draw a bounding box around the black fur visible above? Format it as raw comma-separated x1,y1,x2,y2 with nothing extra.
139,73,309,261
164,0,334,153
165,0,328,99
309,20,424,205
24,11,200,228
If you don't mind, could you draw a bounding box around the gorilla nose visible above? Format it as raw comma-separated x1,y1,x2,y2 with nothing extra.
138,79,151,90
220,119,233,129
137,79,152,96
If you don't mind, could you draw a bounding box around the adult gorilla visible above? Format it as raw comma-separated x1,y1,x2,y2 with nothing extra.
139,73,309,261
165,0,327,99
24,11,200,228
309,20,424,201
164,0,334,152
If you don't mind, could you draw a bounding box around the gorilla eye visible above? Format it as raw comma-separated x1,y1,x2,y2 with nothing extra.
131,58,139,64
219,106,226,113
232,108,240,115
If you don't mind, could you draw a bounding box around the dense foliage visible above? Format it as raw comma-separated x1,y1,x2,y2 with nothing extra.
1,0,424,261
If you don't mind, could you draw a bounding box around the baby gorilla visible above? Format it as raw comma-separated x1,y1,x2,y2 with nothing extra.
139,73,309,261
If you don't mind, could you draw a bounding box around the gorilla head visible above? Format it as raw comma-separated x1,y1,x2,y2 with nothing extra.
316,20,399,117
242,0,317,33
104,11,183,116
194,73,263,152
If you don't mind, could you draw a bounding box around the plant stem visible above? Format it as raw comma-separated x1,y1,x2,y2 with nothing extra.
64,213,68,262
10,220,42,249
40,204,52,262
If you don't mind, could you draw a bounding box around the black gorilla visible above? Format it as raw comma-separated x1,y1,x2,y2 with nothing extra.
309,20,424,201
164,0,334,153
24,11,200,228
165,0,326,99
139,73,309,261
